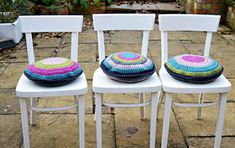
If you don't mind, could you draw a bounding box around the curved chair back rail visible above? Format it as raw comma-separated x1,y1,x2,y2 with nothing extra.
159,14,220,68
93,14,155,64
19,15,83,64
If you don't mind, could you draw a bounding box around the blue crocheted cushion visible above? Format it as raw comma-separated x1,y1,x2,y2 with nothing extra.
100,52,155,83
164,54,223,83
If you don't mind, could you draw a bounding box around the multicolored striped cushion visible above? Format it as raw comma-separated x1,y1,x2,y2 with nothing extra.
24,57,83,86
100,52,155,83
164,54,223,83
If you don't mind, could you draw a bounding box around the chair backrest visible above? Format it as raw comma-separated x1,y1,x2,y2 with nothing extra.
93,14,155,64
19,15,83,64
158,14,220,68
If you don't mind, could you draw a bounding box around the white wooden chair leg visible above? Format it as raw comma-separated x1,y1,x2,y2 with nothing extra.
150,92,160,148
20,98,30,148
214,93,228,148
197,93,204,120
140,93,146,120
76,95,85,148
95,93,102,148
94,94,103,121
30,97,37,126
161,93,172,148
157,91,164,120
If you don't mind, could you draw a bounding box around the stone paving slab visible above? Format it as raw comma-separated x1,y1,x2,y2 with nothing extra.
34,37,62,48
0,63,27,88
110,31,142,44
221,33,235,47
186,32,228,44
0,89,20,114
172,102,235,137
38,81,93,114
186,137,235,148
62,32,110,44
56,44,97,62
114,104,187,148
0,114,22,148
20,114,115,148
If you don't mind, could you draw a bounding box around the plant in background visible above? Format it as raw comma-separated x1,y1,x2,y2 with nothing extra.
0,0,14,23
226,0,235,6
93,0,112,7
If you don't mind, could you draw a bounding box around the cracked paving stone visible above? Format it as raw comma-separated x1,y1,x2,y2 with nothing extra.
0,89,20,114
62,31,110,44
186,32,227,44
3,48,58,63
0,63,27,88
0,115,22,148
111,93,186,147
0,63,8,75
173,102,235,137
186,137,235,148
56,44,97,62
34,37,61,48
20,114,114,148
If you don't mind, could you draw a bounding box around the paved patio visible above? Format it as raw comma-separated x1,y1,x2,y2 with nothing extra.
0,18,235,148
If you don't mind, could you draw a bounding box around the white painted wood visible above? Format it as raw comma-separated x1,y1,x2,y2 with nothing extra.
150,92,160,148
204,32,213,57
30,104,78,112
174,101,217,108
161,93,172,148
25,33,35,64
0,18,23,43
93,14,161,148
197,93,204,119
78,95,85,148
20,98,30,148
161,31,168,68
95,93,102,148
16,16,87,148
159,68,231,93
19,16,83,32
71,32,79,62
97,31,105,64
159,14,220,32
214,93,228,148
29,97,36,125
158,14,231,148
16,73,87,97
93,68,161,93
141,31,150,57
93,14,155,31
139,93,146,119
103,101,150,108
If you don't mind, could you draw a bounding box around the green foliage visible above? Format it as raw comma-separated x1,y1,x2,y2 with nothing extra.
0,0,14,23
226,0,235,6
93,0,112,7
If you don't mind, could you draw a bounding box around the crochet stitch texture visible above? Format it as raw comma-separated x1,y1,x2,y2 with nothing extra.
100,52,155,83
164,54,223,83
24,57,83,86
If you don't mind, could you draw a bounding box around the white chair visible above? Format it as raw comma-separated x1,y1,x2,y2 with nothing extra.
158,14,231,148
92,14,162,148
16,16,87,148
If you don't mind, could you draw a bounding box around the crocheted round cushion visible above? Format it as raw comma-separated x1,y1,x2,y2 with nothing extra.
100,52,155,83
24,57,83,86
164,54,223,83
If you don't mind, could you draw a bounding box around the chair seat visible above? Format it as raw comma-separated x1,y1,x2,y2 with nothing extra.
16,73,87,98
159,68,231,93
92,68,161,93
